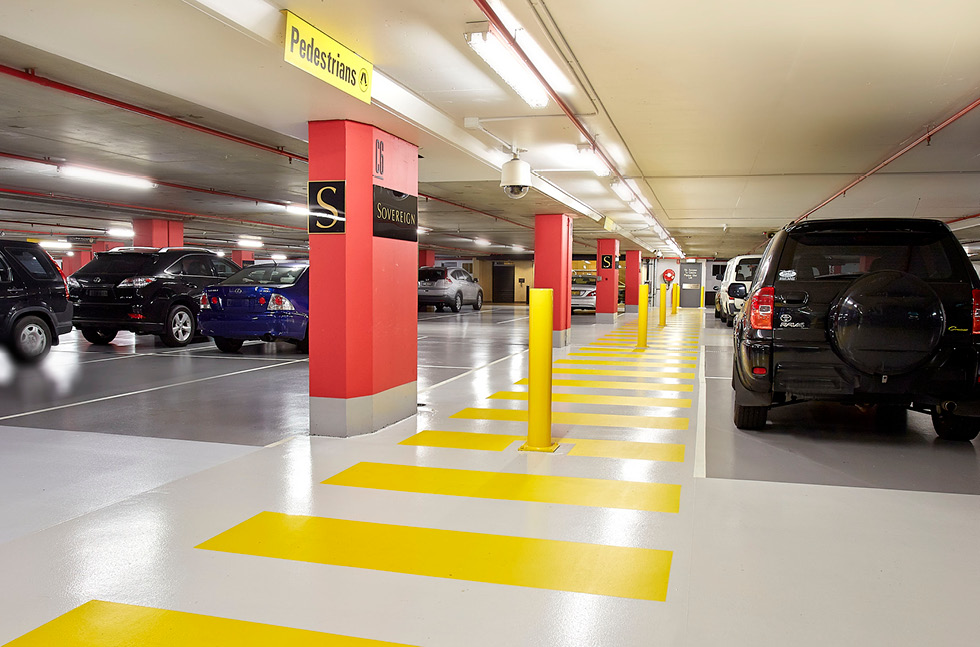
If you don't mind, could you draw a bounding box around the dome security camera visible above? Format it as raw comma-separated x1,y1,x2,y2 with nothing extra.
501,156,531,200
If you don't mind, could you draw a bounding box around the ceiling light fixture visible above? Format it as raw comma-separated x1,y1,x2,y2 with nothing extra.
60,165,155,189
285,204,310,216
39,240,72,250
511,245,525,251
216,251,226,257
418,226,431,234
474,238,492,246
610,179,632,202
577,144,610,177
237,238,263,249
270,253,287,261
465,23,549,109
106,227,135,238
629,200,646,215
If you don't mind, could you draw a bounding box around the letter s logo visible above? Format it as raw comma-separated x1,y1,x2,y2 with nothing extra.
315,186,340,229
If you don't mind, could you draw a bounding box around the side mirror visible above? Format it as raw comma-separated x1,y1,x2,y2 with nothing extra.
728,283,747,299
473,277,479,283
712,285,720,292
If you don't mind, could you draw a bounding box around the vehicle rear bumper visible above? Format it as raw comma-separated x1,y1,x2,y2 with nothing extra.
418,292,452,305
198,312,307,340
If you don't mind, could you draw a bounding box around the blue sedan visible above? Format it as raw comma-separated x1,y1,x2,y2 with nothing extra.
198,262,309,353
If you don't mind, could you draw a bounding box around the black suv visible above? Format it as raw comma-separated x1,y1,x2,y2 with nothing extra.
0,240,73,362
731,218,980,441
68,247,240,347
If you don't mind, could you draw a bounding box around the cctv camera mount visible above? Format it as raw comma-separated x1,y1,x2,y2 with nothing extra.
501,153,531,200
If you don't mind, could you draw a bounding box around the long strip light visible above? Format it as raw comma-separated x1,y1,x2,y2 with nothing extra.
106,227,135,238
465,24,549,109
238,237,264,249
60,165,155,189
39,240,72,250
577,145,610,177
610,179,632,202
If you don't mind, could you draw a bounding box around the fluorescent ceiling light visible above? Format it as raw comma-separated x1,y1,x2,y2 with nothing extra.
465,25,549,109
237,238,263,249
577,145,610,177
474,238,492,246
60,166,155,189
486,0,573,94
39,240,72,250
610,179,632,202
270,253,287,261
106,227,135,238
511,245,525,251
629,200,646,215
625,179,652,209
418,227,431,234
285,204,310,216
216,250,226,257
66,251,75,257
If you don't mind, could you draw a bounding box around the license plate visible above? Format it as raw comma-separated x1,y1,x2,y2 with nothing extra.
420,281,432,287
225,298,248,308
88,289,109,297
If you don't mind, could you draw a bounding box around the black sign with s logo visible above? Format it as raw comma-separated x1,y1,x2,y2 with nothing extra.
601,254,614,269
308,181,346,234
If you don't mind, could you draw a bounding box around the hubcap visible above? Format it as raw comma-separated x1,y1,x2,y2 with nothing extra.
19,323,46,356
172,311,192,342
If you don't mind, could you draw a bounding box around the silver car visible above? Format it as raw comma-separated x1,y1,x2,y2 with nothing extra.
571,274,597,311
418,266,484,312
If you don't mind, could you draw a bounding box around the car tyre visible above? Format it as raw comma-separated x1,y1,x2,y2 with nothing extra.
473,292,483,311
212,336,244,353
726,313,734,328
450,292,463,313
10,315,51,363
931,410,980,441
161,304,195,347
714,303,721,319
733,400,768,430
81,327,117,345
296,326,309,353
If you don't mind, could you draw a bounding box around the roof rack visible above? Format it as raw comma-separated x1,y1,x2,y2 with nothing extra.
157,246,214,253
106,246,158,253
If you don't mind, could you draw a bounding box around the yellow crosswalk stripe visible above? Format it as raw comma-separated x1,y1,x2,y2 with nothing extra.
451,407,689,430
400,430,686,462
555,359,696,368
488,390,691,408
323,462,682,513
198,512,673,601
3,600,408,647
553,367,694,379
515,378,694,392
570,352,698,359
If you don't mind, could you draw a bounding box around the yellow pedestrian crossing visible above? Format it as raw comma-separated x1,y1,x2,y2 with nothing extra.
515,377,694,392
553,367,694,379
197,512,673,601
451,407,689,430
488,390,691,408
555,359,695,369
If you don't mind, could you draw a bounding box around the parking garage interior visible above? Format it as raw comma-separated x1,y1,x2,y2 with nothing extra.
2,2,980,646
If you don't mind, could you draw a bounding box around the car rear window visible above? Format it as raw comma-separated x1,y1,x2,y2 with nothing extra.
734,259,759,282
419,269,446,281
7,247,59,280
224,264,307,285
79,253,156,276
777,231,956,281
572,275,596,285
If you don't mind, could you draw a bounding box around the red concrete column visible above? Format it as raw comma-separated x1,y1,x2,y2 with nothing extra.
92,241,124,253
308,120,418,436
133,219,183,248
418,249,436,267
232,250,254,267
596,238,620,323
624,250,642,313
534,213,572,347
62,250,93,276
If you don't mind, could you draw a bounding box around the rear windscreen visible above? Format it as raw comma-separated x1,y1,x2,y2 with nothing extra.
78,253,156,276
572,275,597,285
778,231,957,281
733,259,759,282
419,269,446,281
7,247,59,280
224,264,307,285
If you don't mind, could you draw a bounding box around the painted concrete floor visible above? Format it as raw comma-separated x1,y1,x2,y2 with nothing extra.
1,305,979,646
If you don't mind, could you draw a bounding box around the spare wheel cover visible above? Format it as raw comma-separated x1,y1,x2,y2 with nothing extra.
830,270,945,375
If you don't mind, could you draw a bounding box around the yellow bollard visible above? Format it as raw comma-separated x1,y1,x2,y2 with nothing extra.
659,286,667,327
637,283,649,349
700,286,705,308
671,283,678,315
521,288,558,453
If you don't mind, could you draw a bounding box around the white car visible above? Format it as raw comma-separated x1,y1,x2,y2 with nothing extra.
570,275,597,311
717,254,761,327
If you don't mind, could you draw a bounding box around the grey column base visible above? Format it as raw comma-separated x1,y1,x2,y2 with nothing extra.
553,328,570,348
310,381,417,437
596,312,619,324
625,304,639,313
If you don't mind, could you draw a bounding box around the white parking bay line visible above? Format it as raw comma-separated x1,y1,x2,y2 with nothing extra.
0,360,308,422
495,316,529,324
419,350,529,394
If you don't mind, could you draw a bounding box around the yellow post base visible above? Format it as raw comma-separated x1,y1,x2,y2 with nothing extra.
519,442,560,453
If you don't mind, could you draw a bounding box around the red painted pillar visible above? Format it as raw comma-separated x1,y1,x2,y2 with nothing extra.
133,219,183,248
92,241,124,253
534,213,572,347
232,250,254,267
62,250,93,276
308,120,418,436
624,250,642,313
596,238,620,324
419,249,436,267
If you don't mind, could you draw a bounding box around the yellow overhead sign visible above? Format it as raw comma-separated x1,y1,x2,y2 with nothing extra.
283,11,372,104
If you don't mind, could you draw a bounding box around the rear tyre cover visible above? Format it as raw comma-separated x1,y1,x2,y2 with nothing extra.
830,270,944,375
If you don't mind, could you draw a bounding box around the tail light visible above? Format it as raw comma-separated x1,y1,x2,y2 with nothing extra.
200,294,210,310
749,287,774,330
445,276,453,284
46,251,70,298
117,276,156,288
268,294,295,311
973,289,980,334
585,290,596,297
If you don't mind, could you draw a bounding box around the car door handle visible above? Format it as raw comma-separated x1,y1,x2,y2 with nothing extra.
778,291,808,305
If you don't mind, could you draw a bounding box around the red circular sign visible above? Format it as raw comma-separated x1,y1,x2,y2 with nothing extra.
662,269,675,283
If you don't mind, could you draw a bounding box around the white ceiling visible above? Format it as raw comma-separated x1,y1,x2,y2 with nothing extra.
1,0,979,260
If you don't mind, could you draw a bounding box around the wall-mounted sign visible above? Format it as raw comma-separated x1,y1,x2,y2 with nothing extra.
662,268,675,283
308,181,346,234
283,11,372,104
373,186,418,242
600,254,615,269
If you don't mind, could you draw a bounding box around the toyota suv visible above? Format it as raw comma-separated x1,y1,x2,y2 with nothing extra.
68,247,240,347
731,218,980,441
0,240,73,362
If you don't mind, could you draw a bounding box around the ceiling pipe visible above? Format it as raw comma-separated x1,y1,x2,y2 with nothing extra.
793,94,980,224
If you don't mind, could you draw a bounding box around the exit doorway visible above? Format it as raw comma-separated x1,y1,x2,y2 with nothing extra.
492,264,515,302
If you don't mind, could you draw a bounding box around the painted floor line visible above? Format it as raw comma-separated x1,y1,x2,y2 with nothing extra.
553,367,695,379
451,407,689,430
198,512,673,601
488,390,692,408
323,462,682,513
695,342,708,479
2,600,409,646
400,430,686,462
555,359,696,368
418,349,528,394
515,378,694,392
